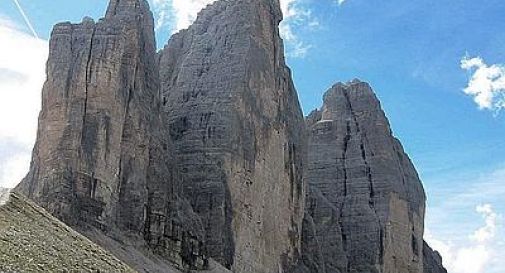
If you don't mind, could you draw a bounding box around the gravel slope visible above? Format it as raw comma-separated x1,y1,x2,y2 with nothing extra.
0,191,138,273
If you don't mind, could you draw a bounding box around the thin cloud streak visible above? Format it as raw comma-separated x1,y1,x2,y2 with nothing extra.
12,0,38,38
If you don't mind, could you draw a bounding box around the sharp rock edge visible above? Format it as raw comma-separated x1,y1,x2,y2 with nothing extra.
11,0,448,273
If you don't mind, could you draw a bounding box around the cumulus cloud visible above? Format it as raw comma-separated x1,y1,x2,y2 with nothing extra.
426,204,501,273
151,0,318,58
0,17,48,188
461,56,505,112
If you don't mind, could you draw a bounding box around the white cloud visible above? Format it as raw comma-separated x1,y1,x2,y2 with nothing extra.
336,0,346,5
461,56,505,112
0,17,48,188
425,164,505,273
426,204,501,273
0,153,31,189
471,204,498,243
279,0,318,58
151,0,318,58
153,0,216,32
0,188,11,206
151,0,173,31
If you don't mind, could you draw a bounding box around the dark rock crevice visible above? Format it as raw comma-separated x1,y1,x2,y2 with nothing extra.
295,81,439,273
13,1,447,273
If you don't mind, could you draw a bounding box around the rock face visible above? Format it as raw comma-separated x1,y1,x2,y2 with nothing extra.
15,0,208,271
297,80,428,273
16,0,159,230
158,0,306,272
16,0,305,272
12,0,447,272
423,241,447,273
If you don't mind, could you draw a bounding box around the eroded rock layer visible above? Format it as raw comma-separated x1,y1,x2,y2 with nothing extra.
298,80,428,273
12,0,449,272
17,0,159,232
15,0,208,271
159,0,306,272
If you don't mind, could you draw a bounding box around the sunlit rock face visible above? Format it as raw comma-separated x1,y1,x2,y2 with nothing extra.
16,0,160,231
159,0,307,271
14,0,447,272
295,80,428,273
15,0,209,271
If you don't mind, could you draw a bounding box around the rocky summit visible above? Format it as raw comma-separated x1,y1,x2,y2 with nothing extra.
294,81,439,273
159,0,306,271
9,0,446,272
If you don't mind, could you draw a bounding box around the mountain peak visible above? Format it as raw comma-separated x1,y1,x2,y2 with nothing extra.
321,80,379,121
105,0,152,18
10,1,446,273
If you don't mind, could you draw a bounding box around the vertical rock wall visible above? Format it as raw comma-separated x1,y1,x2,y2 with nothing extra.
14,0,447,272
16,0,159,231
15,0,209,271
299,80,427,273
159,0,307,272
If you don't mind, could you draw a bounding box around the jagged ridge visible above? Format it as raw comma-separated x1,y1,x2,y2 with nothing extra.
9,0,447,273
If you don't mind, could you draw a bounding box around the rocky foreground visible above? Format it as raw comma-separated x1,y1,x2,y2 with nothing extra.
6,0,447,272
0,191,136,273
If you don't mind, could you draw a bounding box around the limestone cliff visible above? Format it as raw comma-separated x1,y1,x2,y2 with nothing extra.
15,0,208,271
295,80,434,273
15,0,306,272
159,0,306,272
11,0,448,272
16,0,159,231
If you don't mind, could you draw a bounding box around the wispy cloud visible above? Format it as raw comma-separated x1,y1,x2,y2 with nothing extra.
461,55,505,113
0,16,47,188
279,0,318,58
152,0,215,32
426,164,505,273
151,0,319,58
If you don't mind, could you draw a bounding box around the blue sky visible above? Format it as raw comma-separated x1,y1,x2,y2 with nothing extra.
1,0,504,272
